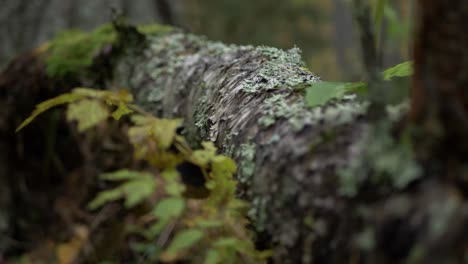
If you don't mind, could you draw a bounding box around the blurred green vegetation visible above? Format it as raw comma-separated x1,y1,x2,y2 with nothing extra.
179,0,413,81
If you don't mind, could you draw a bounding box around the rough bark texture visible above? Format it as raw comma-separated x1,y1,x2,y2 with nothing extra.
108,32,369,263
1,28,468,263
81,31,468,263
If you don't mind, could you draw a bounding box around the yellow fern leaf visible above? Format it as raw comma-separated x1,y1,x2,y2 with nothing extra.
16,93,84,132
66,99,109,131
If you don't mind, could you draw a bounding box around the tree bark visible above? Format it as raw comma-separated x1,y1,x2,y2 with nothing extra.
1,29,468,263
110,32,370,263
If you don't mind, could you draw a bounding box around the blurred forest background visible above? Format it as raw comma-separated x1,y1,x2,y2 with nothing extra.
0,0,412,81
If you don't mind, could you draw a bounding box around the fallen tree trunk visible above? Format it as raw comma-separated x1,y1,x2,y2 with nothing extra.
110,31,369,262
1,27,467,263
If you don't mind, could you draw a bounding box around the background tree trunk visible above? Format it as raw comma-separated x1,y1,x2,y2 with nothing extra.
411,0,468,166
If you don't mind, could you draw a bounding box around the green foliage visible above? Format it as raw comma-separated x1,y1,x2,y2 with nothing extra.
305,60,412,108
153,197,185,219
88,170,156,209
18,87,268,263
163,229,204,259
67,100,109,131
45,24,117,77
305,81,366,107
383,61,413,80
44,23,174,78
16,88,135,133
112,103,133,120
15,93,85,132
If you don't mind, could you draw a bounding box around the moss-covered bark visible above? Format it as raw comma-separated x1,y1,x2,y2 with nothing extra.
105,31,468,263
105,32,370,262
1,27,467,263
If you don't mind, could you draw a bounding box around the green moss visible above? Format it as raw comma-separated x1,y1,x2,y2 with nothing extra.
45,23,175,78
45,24,117,78
136,23,174,36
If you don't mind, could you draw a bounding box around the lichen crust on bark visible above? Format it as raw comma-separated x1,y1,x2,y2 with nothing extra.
110,32,368,261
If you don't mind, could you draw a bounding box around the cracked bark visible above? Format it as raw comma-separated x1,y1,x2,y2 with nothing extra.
1,30,467,263
108,32,368,263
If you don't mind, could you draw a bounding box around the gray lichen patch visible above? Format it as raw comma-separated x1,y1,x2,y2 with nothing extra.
145,33,254,78
259,93,367,132
257,46,303,65
258,93,310,131
146,33,200,78
248,196,270,232
242,46,319,94
237,143,256,185
108,30,375,262
193,93,211,142
339,120,422,197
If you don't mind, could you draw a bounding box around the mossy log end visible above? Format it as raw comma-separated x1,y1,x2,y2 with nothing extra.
1,29,467,263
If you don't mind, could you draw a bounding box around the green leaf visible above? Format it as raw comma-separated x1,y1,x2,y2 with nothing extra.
111,89,134,104
66,99,109,131
72,87,108,98
305,81,365,107
191,150,215,167
213,238,239,248
73,88,134,105
161,169,180,181
16,88,134,132
87,188,123,210
16,93,84,132
164,229,204,257
211,156,237,179
204,249,221,264
201,142,217,153
165,181,185,197
152,197,185,219
152,119,183,149
148,218,170,237
190,142,219,167
208,155,238,205
112,103,133,120
88,170,156,210
128,118,182,150
161,170,185,196
99,169,148,181
121,179,155,208
383,61,413,80
130,114,153,125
